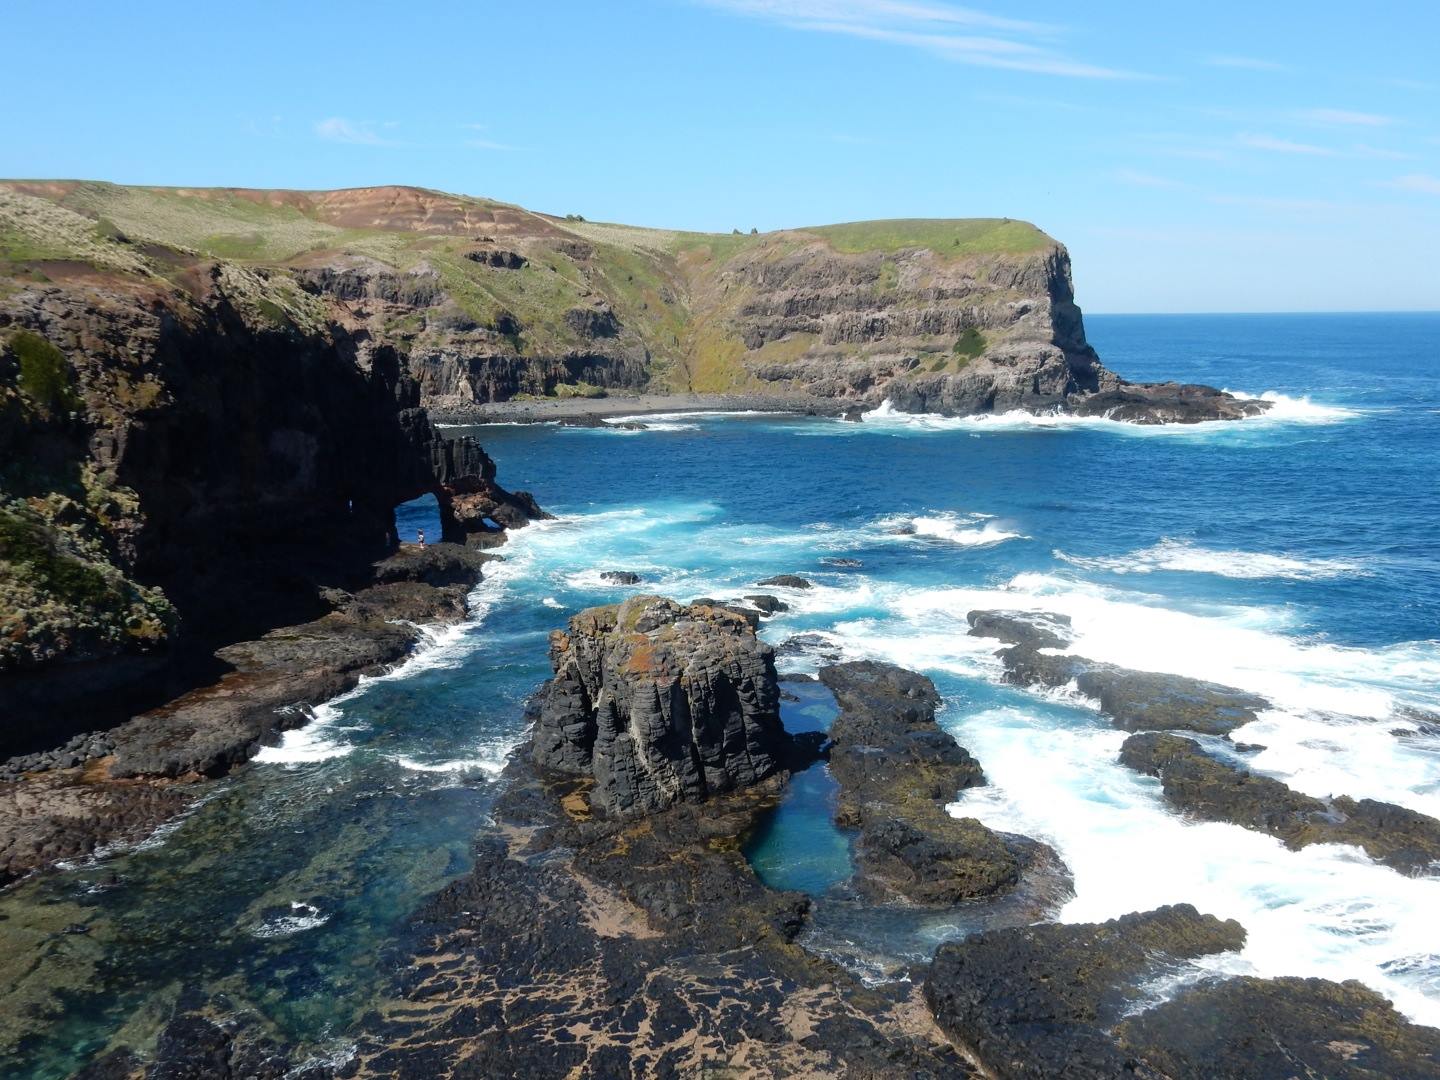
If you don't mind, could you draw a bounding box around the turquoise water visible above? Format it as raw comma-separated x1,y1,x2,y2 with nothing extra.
743,679,855,896
3,313,1439,1075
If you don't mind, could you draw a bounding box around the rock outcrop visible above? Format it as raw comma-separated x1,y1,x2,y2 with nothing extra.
925,904,1248,1078
1122,731,1440,875
531,596,790,816
1116,975,1440,1080
968,610,1269,735
818,661,1065,906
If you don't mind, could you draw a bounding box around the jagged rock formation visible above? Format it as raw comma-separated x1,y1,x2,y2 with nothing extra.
532,596,790,815
2,182,1265,425
1122,731,1440,875
819,661,1066,906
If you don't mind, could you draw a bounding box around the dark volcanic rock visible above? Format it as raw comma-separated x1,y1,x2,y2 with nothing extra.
756,574,813,589
968,610,1268,736
925,904,1247,1079
1118,975,1440,1080
357,770,977,1079
599,570,642,584
1121,731,1440,874
464,246,527,270
819,661,1063,905
531,596,791,816
743,593,789,615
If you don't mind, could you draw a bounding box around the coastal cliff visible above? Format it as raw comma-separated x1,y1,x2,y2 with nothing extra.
0,225,545,758
2,182,1264,427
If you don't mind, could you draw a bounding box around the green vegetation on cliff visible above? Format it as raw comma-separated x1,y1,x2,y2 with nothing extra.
0,180,1068,402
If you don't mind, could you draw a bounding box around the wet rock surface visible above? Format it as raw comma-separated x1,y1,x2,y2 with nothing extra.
925,904,1247,1079
531,596,792,817
968,609,1268,735
819,661,1064,906
1116,975,1440,1080
599,570,641,584
0,544,489,888
335,752,977,1079
1121,731,1440,874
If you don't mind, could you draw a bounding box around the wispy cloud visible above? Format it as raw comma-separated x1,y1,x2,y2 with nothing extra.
1237,132,1336,156
1381,173,1440,195
1293,107,1398,127
1352,144,1415,161
1386,78,1436,92
314,117,394,146
1208,193,1346,213
460,123,515,151
1205,54,1290,72
698,0,1144,78
1113,168,1186,189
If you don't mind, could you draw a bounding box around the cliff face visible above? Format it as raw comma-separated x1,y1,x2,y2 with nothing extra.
1,183,1263,423
0,257,541,754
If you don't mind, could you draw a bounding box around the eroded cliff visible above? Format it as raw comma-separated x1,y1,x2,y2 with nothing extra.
1,182,1264,425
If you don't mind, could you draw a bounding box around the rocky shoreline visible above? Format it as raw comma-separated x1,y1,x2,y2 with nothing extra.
68,595,1440,1078
0,543,492,889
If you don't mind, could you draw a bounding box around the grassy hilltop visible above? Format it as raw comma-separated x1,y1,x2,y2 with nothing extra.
0,181,1059,395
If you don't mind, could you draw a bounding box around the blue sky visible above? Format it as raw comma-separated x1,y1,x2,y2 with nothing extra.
4,0,1438,312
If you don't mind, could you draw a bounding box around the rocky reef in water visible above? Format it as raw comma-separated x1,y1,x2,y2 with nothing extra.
62,599,1440,1078
2,182,1265,428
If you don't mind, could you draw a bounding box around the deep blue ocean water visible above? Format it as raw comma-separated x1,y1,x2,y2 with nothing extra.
2,313,1438,1076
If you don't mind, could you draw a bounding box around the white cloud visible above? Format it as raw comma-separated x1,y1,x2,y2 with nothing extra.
698,0,1143,78
1382,173,1440,195
1205,55,1289,72
314,117,392,146
1237,133,1336,156
1293,107,1398,127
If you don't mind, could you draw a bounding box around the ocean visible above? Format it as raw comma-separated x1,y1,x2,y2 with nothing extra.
2,312,1437,1077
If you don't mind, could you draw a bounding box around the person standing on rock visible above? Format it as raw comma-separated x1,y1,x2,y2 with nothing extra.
417,528,425,546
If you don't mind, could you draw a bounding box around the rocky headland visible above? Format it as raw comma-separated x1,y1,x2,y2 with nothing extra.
2,182,1266,428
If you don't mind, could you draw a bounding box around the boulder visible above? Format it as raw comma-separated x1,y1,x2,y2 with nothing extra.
743,594,789,615
531,596,790,816
600,570,642,585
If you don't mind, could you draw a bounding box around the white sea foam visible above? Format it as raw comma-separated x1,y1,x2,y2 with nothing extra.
890,512,1025,547
1225,389,1360,423
947,710,1440,1027
251,901,331,939
1056,538,1365,580
852,395,1360,434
